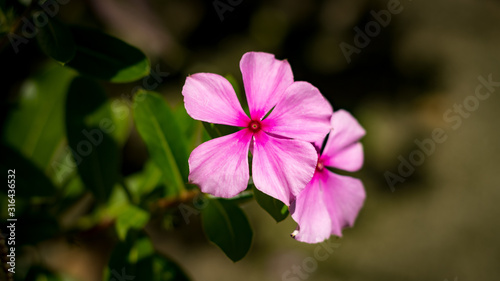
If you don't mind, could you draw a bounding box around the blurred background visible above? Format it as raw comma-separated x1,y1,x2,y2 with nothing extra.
2,0,500,280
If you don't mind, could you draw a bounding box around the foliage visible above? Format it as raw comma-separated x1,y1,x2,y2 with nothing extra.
0,2,292,280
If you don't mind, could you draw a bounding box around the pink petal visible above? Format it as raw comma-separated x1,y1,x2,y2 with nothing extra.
251,131,317,206
290,175,332,243
240,52,293,120
323,143,364,172
321,171,365,237
262,81,333,142
188,129,252,198
182,73,250,127
290,170,365,242
322,110,366,171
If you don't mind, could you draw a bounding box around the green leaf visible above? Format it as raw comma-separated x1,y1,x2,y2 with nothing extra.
0,144,56,197
202,121,240,139
65,76,120,203
125,160,163,202
3,62,75,184
224,73,249,115
83,96,132,147
129,237,155,262
173,104,208,153
67,26,150,83
35,15,75,63
105,236,191,281
227,190,254,205
116,205,150,240
80,185,144,232
86,185,129,229
201,198,253,262
47,77,131,188
254,185,289,222
224,74,241,97
133,90,188,196
104,232,138,281
102,186,129,217
150,254,191,281
107,98,133,147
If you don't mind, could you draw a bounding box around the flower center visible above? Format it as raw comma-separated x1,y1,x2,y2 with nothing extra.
248,120,261,133
316,159,324,172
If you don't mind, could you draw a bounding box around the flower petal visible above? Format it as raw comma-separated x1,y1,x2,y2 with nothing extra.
182,73,249,127
240,52,293,120
323,143,364,172
251,131,317,206
323,109,365,153
289,175,332,243
322,110,365,171
262,81,333,142
321,171,365,237
188,129,252,198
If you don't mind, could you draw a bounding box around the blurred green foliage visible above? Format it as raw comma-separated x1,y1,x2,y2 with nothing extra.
0,2,292,280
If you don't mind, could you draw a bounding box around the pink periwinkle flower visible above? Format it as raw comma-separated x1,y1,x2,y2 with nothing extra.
182,52,333,205
290,110,366,243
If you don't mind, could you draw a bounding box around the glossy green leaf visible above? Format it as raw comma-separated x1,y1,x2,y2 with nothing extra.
3,62,75,183
35,15,75,63
65,76,120,203
67,26,150,83
201,198,253,262
0,144,56,197
254,185,289,222
116,205,150,240
133,90,188,196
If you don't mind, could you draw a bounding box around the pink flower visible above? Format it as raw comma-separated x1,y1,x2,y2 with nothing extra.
182,52,332,205
290,110,366,243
